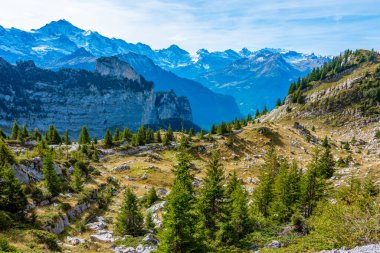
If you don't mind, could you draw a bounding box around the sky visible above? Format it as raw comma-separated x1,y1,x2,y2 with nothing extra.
0,0,379,55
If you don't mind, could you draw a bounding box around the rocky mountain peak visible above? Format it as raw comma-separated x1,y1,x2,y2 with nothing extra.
34,19,84,36
95,57,141,82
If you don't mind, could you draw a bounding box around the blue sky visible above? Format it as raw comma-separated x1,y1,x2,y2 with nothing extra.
0,0,379,55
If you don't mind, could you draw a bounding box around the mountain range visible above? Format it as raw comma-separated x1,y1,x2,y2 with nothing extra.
0,19,329,120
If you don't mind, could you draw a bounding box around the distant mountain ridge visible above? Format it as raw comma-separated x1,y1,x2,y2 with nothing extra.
0,19,329,116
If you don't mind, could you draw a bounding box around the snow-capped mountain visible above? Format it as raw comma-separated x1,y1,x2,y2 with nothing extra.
0,19,329,117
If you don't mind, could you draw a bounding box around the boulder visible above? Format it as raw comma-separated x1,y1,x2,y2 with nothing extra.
90,230,114,243
112,163,130,171
146,201,166,213
87,216,107,231
266,240,282,248
143,234,158,246
67,236,85,245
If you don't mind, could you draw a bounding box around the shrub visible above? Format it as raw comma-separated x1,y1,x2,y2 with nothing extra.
375,130,380,139
0,211,13,231
30,230,60,251
0,236,16,252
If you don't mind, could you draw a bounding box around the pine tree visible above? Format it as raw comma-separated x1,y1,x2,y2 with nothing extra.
247,114,252,122
0,163,27,213
145,211,155,231
254,146,279,217
115,187,143,236
217,122,227,135
42,149,61,196
32,128,42,141
255,109,260,119
270,160,302,222
233,119,241,130
262,105,268,115
188,128,194,138
144,187,159,208
0,141,16,167
210,124,217,135
197,153,226,240
21,124,29,140
71,163,83,192
317,146,335,179
166,125,174,141
78,125,91,144
321,136,329,148
162,134,170,146
136,125,146,145
275,98,282,108
113,128,121,142
0,128,6,139
198,129,205,139
158,153,199,253
104,128,113,148
11,121,20,140
300,150,327,218
122,128,133,141
62,130,71,145
155,130,162,143
45,124,61,145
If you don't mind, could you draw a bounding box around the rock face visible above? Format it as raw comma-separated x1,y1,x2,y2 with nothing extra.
0,57,193,136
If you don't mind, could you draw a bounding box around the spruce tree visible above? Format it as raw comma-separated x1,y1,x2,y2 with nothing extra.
0,142,16,167
210,124,217,135
198,129,205,139
197,153,226,240
46,125,61,145
71,163,83,192
104,128,113,148
247,114,252,122
11,121,20,140
162,134,170,146
144,187,159,208
158,153,199,253
317,146,335,179
0,128,6,140
145,211,155,231
0,164,27,213
62,130,71,145
136,125,146,145
42,149,61,196
217,122,227,135
275,98,282,108
115,187,143,236
32,128,42,141
113,128,121,142
254,146,279,217
234,119,241,130
122,128,133,141
166,125,174,141
255,109,260,119
188,128,194,138
78,125,91,144
155,130,162,143
21,124,29,140
262,105,268,115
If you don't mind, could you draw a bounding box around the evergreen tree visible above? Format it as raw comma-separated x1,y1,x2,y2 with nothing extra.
0,164,27,213
0,128,6,140
162,134,170,146
198,129,205,139
145,128,154,143
45,124,61,145
11,121,20,140
136,125,146,145
144,187,159,208
255,109,260,119
275,98,282,108
104,128,113,148
181,121,186,133
262,105,268,115
32,128,42,141
158,153,199,253
254,146,279,217
71,162,83,192
0,142,16,167
270,160,302,222
78,125,91,144
21,124,29,140
317,146,335,179
188,128,195,138
115,187,143,236
113,128,121,142
155,130,162,143
247,114,252,122
210,124,217,135
300,150,327,218
217,122,227,135
226,134,234,147
233,119,241,130
42,150,61,196
62,130,71,145
122,128,133,141
321,136,329,148
166,125,174,141
145,211,155,231
197,153,226,240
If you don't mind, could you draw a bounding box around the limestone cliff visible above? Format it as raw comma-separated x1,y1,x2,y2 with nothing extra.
0,57,193,136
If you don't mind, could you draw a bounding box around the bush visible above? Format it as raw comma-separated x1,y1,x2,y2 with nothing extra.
0,211,13,230
375,130,380,139
0,236,16,252
58,202,72,212
30,229,60,251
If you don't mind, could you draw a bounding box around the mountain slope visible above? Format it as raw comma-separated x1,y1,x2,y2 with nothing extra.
0,57,194,136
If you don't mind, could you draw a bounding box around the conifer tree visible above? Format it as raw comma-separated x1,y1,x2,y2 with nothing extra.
247,114,252,122
198,129,205,139
11,121,20,140
158,153,199,253
144,186,159,208
145,211,155,231
155,130,162,143
62,130,71,145
210,124,217,135
78,125,91,144
136,125,146,145
115,187,143,236
0,163,27,213
122,128,133,141
0,128,6,140
166,125,174,141
275,98,282,108
270,160,302,222
113,128,121,142
104,128,113,148
71,163,83,192
217,122,227,135
46,124,61,145
234,119,241,130
317,146,335,179
255,109,260,119
188,128,194,138
42,149,61,196
0,141,16,167
162,134,170,146
32,128,42,141
21,124,29,140
254,146,279,217
197,153,226,240
145,128,154,143
262,105,268,115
